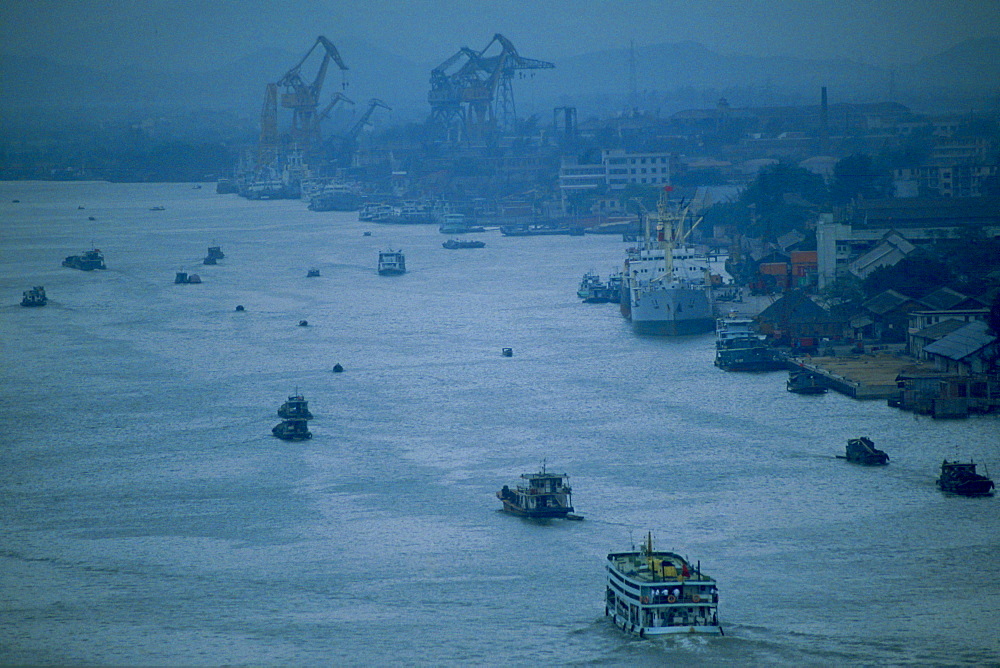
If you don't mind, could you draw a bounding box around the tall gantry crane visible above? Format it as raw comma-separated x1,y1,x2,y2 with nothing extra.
428,34,553,143
277,35,349,158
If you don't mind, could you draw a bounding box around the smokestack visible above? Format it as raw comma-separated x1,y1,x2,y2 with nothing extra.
820,86,829,151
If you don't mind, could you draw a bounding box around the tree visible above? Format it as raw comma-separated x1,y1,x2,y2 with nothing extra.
830,154,891,204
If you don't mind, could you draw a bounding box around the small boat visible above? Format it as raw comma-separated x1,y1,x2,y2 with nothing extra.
149,206,165,211
577,272,612,303
605,271,623,304
278,394,313,420
497,463,580,519
786,369,827,394
937,460,994,496
378,249,406,275
840,437,889,465
606,532,722,637
272,418,312,441
442,239,485,249
62,249,106,271
21,286,47,307
206,246,225,260
307,268,321,277
174,272,202,284
714,315,784,372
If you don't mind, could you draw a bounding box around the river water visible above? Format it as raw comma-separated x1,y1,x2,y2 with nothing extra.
1,181,998,666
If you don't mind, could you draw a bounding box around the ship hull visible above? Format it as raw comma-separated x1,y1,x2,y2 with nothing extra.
624,284,714,336
499,499,573,518
610,611,722,636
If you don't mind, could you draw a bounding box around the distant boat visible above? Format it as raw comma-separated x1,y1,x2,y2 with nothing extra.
272,418,312,441
378,249,406,275
174,272,201,284
149,206,165,211
937,460,994,496
307,268,321,277
442,239,485,249
278,393,313,420
21,286,47,307
840,437,889,465
62,249,106,271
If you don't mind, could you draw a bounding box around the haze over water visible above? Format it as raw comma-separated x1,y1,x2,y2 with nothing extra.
1,182,998,666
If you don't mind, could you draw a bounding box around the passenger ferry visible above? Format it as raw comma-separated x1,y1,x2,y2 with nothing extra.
377,249,406,275
606,533,722,637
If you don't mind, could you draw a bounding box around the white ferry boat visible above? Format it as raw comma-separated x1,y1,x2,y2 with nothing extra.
620,194,714,335
377,249,406,275
605,533,722,637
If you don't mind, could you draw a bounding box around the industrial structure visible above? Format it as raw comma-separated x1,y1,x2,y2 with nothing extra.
428,33,554,143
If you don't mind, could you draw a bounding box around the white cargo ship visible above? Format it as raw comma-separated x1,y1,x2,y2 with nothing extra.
619,194,714,335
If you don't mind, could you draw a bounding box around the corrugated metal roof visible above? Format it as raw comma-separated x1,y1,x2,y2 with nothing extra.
923,320,997,361
912,318,967,340
920,287,968,311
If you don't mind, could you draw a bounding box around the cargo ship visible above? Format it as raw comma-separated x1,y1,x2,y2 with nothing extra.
620,194,713,335
605,533,722,637
62,248,106,271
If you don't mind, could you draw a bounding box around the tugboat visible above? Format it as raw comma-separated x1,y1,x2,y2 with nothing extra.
442,239,485,249
496,463,581,519
786,368,827,394
377,249,406,275
62,248,106,271
841,437,889,465
605,532,722,637
277,393,313,420
937,460,994,496
271,418,312,441
21,286,47,307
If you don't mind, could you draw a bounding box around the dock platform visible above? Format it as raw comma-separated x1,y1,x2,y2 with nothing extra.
788,353,930,400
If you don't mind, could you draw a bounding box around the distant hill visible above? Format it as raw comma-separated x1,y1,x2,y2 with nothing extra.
3,37,999,131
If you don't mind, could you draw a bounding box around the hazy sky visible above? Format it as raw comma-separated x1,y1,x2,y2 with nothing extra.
3,0,999,72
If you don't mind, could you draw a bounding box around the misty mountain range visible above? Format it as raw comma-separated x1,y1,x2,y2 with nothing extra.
3,36,999,131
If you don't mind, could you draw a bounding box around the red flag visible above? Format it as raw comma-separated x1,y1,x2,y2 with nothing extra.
663,185,674,192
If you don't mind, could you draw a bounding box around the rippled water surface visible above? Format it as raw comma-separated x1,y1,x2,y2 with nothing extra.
1,182,998,666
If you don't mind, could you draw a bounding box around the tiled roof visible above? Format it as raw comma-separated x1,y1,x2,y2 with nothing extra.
863,289,915,316
912,318,967,341
923,321,997,361
920,287,969,311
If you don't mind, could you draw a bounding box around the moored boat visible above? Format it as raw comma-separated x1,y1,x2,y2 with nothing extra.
714,315,784,371
21,285,47,307
62,248,106,271
497,464,580,519
786,369,827,394
842,437,889,465
377,249,406,275
620,193,714,335
606,533,722,637
937,460,994,496
577,272,610,303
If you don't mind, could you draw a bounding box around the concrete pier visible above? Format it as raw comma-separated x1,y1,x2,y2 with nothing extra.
788,353,931,400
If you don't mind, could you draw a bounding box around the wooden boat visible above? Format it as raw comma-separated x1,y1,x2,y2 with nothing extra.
937,460,994,496
840,437,889,465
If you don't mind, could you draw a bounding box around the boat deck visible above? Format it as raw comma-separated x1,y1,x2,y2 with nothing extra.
608,551,712,584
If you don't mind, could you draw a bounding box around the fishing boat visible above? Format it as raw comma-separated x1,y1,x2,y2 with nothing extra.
377,249,406,275
786,369,827,394
272,418,312,441
21,286,47,307
620,192,714,335
278,393,313,420
714,315,784,371
62,248,106,271
442,239,485,249
605,533,722,637
496,463,581,519
937,460,994,496
840,437,889,465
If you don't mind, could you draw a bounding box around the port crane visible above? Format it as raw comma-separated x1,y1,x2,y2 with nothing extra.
428,33,553,143
325,98,391,167
276,35,349,157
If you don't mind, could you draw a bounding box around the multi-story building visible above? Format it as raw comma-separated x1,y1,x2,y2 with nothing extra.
558,149,673,212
